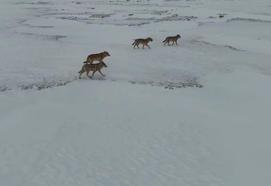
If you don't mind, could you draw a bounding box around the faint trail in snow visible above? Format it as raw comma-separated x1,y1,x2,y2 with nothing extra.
227,17,271,24
0,76,203,92
0,78,76,92
129,80,203,89
14,1,52,5
19,32,67,41
190,39,245,52
21,23,54,28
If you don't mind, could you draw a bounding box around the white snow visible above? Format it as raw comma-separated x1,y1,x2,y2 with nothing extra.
0,0,271,186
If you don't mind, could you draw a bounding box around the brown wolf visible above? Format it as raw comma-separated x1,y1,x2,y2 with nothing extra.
132,37,153,49
83,51,110,64
79,61,107,79
163,34,181,45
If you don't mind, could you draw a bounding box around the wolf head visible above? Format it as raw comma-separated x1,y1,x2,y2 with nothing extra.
103,51,111,57
147,37,153,42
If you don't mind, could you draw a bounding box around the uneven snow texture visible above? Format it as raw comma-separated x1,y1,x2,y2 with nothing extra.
0,0,271,186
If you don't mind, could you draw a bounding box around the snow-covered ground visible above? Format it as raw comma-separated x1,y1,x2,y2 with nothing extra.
0,0,271,186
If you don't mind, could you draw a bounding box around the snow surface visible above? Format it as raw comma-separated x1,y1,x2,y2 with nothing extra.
0,0,271,186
